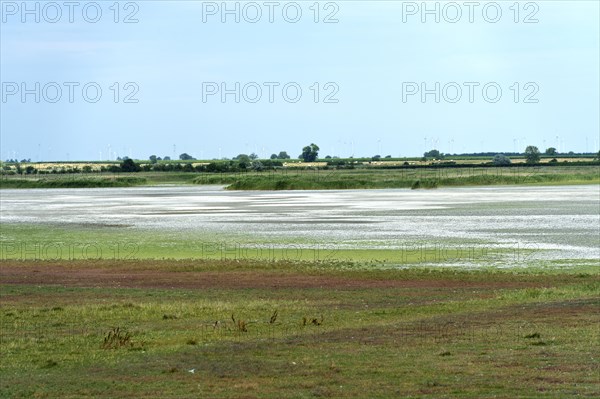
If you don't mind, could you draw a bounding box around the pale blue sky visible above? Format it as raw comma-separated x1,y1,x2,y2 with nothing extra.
1,0,598,161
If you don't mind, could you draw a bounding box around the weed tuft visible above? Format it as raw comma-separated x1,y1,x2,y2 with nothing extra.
232,314,248,332
101,327,131,349
303,315,324,326
41,359,58,369
329,362,341,373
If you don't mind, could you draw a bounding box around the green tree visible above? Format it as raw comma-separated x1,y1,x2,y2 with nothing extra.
149,155,158,164
235,154,251,163
492,154,511,166
545,147,557,156
424,149,442,159
249,153,259,160
120,158,141,172
234,154,250,169
300,143,320,162
251,161,264,171
179,153,195,160
270,154,278,160
525,146,541,164
278,151,290,159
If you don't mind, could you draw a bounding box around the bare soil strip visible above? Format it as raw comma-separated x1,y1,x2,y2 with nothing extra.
0,261,543,290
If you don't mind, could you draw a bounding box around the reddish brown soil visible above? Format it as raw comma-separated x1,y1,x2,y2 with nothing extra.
0,260,544,291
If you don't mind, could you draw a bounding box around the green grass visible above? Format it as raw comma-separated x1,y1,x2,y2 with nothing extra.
193,166,600,190
0,173,198,189
0,223,545,267
1,260,598,398
0,176,147,189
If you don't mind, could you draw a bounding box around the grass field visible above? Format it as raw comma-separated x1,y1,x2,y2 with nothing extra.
1,259,598,398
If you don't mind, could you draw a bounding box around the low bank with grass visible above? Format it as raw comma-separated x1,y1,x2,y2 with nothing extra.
0,176,147,189
1,165,598,190
193,165,600,190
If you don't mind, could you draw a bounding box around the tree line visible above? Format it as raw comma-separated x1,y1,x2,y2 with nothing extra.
3,143,599,176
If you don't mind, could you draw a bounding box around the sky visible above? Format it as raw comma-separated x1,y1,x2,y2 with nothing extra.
1,0,599,161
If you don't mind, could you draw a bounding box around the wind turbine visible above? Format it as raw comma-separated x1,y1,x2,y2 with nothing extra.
585,137,589,153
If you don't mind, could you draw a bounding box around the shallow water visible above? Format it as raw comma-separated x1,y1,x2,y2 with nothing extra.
1,185,599,266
